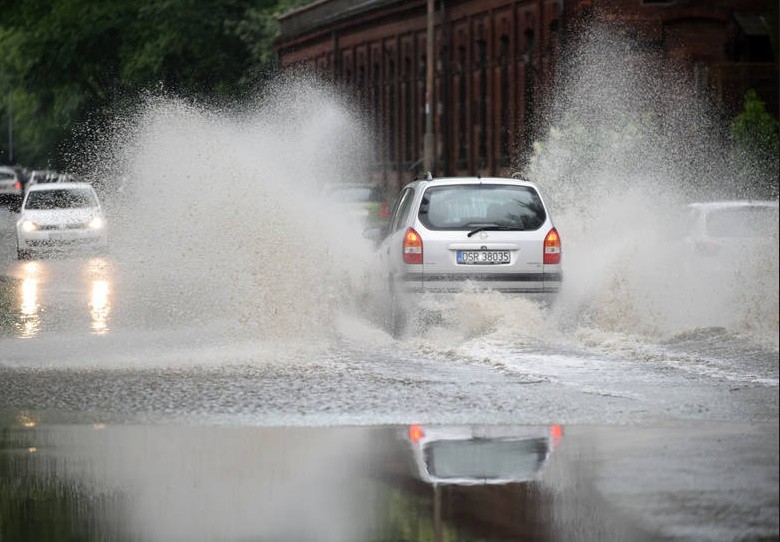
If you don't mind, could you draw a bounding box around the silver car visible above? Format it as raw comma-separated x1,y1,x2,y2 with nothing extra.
682,200,779,258
375,176,562,332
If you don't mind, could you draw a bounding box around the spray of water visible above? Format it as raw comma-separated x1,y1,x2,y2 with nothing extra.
82,34,776,357
404,23,778,359
524,24,778,346
87,72,378,342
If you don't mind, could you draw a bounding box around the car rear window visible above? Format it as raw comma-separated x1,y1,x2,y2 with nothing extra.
0,171,16,181
705,206,778,238
419,184,546,231
25,188,98,210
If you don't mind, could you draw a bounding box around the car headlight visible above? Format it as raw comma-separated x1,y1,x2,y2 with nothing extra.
21,220,38,232
88,216,105,229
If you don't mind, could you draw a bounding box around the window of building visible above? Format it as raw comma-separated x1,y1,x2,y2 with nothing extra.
457,45,467,168
388,59,396,161
499,34,510,166
404,56,414,163
476,38,487,167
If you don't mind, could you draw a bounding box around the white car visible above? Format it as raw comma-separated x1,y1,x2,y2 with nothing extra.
681,200,778,258
373,176,562,332
16,182,108,259
27,169,60,186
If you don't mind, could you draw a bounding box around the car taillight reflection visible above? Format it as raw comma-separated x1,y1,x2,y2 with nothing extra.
409,424,425,442
403,227,423,264
543,228,561,264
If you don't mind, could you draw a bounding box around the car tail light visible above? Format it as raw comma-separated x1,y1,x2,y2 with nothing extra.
15,181,21,191
544,228,561,264
403,227,423,264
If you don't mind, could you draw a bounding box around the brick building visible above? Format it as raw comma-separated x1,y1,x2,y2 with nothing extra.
275,0,777,194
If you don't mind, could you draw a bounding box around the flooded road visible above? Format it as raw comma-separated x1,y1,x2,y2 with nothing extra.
1,64,778,538
0,420,776,541
0,206,778,539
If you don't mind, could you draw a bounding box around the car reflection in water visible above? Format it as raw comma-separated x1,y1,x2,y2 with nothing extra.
14,257,113,338
404,424,563,541
408,424,561,486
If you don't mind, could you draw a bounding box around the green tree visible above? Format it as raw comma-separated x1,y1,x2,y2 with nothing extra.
232,0,311,87
0,0,296,169
120,0,255,98
0,0,134,167
730,89,780,199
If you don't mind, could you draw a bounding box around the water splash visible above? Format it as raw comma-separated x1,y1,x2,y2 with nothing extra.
523,23,779,346
88,72,377,341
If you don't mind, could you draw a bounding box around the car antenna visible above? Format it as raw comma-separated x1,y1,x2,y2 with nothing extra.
426,171,433,180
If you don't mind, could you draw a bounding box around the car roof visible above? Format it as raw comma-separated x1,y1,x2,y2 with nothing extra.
27,182,95,192
407,176,540,191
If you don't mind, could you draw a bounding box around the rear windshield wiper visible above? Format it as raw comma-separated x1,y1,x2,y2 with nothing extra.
467,225,524,237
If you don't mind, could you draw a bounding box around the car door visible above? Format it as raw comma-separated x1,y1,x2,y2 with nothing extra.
379,185,419,288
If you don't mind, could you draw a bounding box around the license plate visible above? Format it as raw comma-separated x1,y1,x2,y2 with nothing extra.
457,250,510,264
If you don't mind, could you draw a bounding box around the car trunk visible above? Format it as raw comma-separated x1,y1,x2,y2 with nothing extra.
419,227,548,293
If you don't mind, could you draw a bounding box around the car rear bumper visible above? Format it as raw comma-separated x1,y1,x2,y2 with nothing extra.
397,271,562,294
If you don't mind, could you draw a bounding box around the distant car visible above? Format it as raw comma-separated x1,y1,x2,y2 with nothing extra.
371,176,562,333
406,424,560,485
0,165,22,202
58,173,78,183
16,182,108,260
324,182,388,225
27,169,60,186
681,200,778,258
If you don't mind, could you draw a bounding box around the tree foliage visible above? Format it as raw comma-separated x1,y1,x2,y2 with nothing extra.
730,89,780,199
0,0,296,169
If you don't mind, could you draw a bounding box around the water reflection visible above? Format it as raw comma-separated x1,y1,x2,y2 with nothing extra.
9,257,113,338
1,419,774,541
18,411,38,428
405,425,562,541
85,258,112,334
0,420,564,541
407,424,561,486
17,261,42,338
